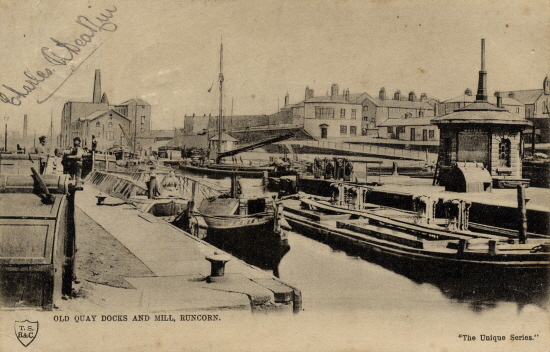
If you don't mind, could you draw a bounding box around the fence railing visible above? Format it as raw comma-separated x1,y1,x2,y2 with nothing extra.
292,140,437,163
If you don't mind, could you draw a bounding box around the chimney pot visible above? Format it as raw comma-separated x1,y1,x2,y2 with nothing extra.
379,87,386,101
331,84,339,98
394,90,401,101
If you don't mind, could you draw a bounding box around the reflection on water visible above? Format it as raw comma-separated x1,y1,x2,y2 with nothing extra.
277,230,549,315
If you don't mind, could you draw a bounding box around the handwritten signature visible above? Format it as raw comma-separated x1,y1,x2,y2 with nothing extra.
0,5,118,107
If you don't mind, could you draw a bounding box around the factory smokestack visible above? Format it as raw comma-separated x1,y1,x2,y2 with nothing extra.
93,69,101,104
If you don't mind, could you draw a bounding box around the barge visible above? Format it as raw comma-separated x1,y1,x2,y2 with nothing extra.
283,193,550,277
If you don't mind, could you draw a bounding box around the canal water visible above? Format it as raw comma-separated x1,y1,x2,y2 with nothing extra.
176,167,549,350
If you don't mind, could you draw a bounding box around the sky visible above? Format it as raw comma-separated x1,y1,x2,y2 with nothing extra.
0,0,548,139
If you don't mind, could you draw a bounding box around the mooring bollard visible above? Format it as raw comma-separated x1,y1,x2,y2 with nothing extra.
96,194,107,205
205,252,231,283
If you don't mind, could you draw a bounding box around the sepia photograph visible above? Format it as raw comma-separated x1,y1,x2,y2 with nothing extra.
0,1,548,351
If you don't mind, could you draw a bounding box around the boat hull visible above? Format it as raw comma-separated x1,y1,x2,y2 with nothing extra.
283,202,550,277
179,163,297,178
202,215,290,270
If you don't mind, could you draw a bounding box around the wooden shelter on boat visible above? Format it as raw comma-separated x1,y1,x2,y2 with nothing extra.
431,39,531,190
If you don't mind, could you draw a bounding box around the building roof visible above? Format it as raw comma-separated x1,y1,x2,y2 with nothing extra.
431,101,531,126
305,93,368,104
367,95,434,110
379,117,436,127
118,98,150,106
77,109,130,122
499,89,543,105
209,132,238,141
443,93,523,106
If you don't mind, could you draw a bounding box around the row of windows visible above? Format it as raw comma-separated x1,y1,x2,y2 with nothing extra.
315,107,334,119
316,107,357,119
96,121,113,128
339,125,357,135
339,109,357,119
94,116,147,128
386,126,435,140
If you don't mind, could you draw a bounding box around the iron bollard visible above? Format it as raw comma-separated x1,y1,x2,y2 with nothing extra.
96,194,107,205
205,252,231,283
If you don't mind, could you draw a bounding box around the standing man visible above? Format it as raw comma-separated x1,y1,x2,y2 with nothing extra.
91,135,98,154
65,137,84,188
34,135,50,174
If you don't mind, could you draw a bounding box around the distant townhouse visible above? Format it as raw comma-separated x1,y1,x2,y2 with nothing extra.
495,76,550,143
282,84,437,141
361,88,436,137
302,84,365,139
378,116,439,142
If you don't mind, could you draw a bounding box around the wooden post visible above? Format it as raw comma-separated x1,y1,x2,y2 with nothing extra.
191,180,197,205
517,184,527,244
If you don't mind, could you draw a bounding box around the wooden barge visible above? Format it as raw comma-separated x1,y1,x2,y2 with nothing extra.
283,193,550,277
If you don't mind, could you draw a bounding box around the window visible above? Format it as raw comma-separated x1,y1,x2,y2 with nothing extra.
397,126,406,133
340,125,347,135
95,122,100,127
106,131,114,141
516,108,520,114
429,130,435,139
315,107,334,119
370,117,375,123
350,126,357,135
351,109,356,119
361,128,368,136
498,139,511,167
108,122,113,128
387,127,393,133
340,109,345,119
141,116,146,124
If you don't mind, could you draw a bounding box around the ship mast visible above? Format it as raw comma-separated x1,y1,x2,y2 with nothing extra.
217,43,224,159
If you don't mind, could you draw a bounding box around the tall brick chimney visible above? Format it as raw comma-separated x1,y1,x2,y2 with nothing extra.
93,69,101,104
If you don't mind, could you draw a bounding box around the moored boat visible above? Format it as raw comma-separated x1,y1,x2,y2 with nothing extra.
283,194,550,277
180,178,290,273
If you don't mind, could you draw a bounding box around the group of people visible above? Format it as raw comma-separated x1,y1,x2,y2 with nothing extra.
312,157,354,181
34,135,84,188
